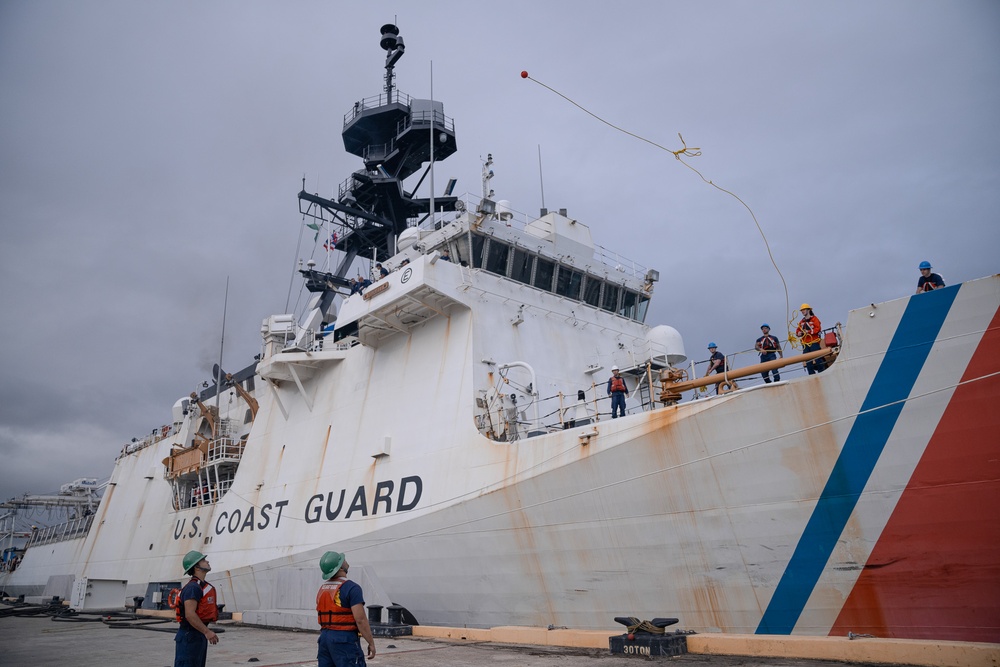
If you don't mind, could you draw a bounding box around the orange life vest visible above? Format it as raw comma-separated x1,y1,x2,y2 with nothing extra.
610,376,626,393
171,577,219,624
797,315,822,345
316,577,359,632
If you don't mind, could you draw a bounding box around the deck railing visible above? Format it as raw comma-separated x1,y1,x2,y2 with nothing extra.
26,515,94,548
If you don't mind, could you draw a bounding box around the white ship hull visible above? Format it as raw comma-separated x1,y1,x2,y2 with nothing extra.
7,273,999,642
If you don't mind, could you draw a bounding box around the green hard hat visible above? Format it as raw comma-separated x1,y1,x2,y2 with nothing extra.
182,550,207,575
320,551,345,581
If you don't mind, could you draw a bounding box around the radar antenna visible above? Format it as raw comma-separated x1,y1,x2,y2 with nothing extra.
380,24,405,101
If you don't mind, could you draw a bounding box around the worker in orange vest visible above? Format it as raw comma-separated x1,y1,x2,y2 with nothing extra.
316,551,376,666
796,304,827,375
606,366,630,418
174,550,219,666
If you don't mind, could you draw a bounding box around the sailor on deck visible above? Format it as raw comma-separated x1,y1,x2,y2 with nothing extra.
607,366,629,418
916,261,945,294
796,304,827,375
704,343,730,394
755,324,783,383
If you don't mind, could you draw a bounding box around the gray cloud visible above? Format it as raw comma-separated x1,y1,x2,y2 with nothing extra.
1,1,997,502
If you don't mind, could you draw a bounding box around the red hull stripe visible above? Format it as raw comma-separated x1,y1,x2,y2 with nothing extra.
832,305,1000,642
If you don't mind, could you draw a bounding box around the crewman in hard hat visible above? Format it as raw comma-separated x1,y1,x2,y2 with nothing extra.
916,261,945,294
703,343,730,394
316,551,376,666
755,324,783,383
174,550,219,667
606,366,630,418
796,304,827,375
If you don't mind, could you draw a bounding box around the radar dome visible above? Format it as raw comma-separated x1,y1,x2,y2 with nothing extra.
397,227,420,251
645,325,686,366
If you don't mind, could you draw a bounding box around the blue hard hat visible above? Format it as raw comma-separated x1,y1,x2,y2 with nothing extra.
707,342,717,349
761,323,770,329
919,261,932,270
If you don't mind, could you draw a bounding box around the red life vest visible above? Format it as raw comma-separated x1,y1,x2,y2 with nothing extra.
316,577,359,632
171,577,219,624
797,316,822,345
610,376,626,393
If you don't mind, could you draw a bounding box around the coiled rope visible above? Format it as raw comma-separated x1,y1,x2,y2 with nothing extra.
622,616,667,635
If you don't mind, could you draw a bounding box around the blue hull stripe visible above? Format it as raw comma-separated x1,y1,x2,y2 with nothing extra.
756,285,960,634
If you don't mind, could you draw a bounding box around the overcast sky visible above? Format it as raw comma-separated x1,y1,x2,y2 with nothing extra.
2,1,998,509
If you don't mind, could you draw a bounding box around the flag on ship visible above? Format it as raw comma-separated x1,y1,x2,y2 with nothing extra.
305,221,321,241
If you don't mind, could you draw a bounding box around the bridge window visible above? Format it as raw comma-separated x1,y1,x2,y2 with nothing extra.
533,258,555,291
471,234,486,268
511,249,533,284
485,240,510,275
637,294,650,322
583,276,602,307
620,290,638,319
556,267,583,299
602,284,620,313
463,233,648,322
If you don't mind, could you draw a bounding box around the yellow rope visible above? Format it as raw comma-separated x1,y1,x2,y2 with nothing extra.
522,72,793,341
787,311,803,349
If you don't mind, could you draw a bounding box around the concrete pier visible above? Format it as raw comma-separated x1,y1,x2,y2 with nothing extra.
1,610,997,666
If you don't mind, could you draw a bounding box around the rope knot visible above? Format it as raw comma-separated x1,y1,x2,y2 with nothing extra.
671,133,702,159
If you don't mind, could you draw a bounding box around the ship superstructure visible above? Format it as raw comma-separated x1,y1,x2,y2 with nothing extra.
2,24,997,644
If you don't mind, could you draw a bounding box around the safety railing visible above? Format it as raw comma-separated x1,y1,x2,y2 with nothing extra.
343,91,414,126
398,108,455,134
686,326,841,395
476,330,842,441
118,424,175,459
26,515,94,548
207,436,245,464
186,473,236,509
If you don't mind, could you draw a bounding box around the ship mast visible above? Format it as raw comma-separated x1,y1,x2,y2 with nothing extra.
381,23,404,103
296,22,459,286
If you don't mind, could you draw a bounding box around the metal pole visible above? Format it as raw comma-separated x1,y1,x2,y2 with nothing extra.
216,277,229,414
429,61,435,229
537,144,545,209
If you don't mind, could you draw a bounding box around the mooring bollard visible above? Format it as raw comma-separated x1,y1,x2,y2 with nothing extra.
609,616,692,658
367,604,383,625
369,603,414,638
386,604,404,625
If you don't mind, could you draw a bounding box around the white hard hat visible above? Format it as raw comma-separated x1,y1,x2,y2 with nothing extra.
611,365,619,371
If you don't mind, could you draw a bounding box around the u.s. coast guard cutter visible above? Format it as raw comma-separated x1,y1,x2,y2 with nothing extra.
3,23,998,643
